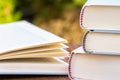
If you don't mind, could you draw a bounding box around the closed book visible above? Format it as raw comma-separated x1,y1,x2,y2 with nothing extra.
68,47,120,80
83,30,120,54
80,0,120,30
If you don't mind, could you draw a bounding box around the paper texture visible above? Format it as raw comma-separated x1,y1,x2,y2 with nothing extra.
0,21,67,54
0,20,69,58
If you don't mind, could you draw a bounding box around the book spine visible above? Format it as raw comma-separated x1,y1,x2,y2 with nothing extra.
80,0,92,29
82,31,90,54
68,52,74,80
68,52,82,80
80,5,87,29
68,52,91,80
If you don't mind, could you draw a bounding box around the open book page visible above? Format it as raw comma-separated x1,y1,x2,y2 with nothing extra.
0,49,69,60
0,43,68,60
0,21,67,54
0,57,67,75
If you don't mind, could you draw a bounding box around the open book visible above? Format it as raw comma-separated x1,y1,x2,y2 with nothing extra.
68,47,120,80
0,20,68,74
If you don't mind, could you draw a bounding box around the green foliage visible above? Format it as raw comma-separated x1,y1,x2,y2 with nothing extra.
31,0,73,20
73,0,86,6
0,0,21,24
0,0,86,23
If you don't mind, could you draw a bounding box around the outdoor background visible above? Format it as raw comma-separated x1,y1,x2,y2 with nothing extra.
0,0,86,48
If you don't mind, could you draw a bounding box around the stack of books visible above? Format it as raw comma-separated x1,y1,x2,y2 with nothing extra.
68,0,120,80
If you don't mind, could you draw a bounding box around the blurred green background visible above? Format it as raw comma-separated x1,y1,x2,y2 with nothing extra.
0,0,86,46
